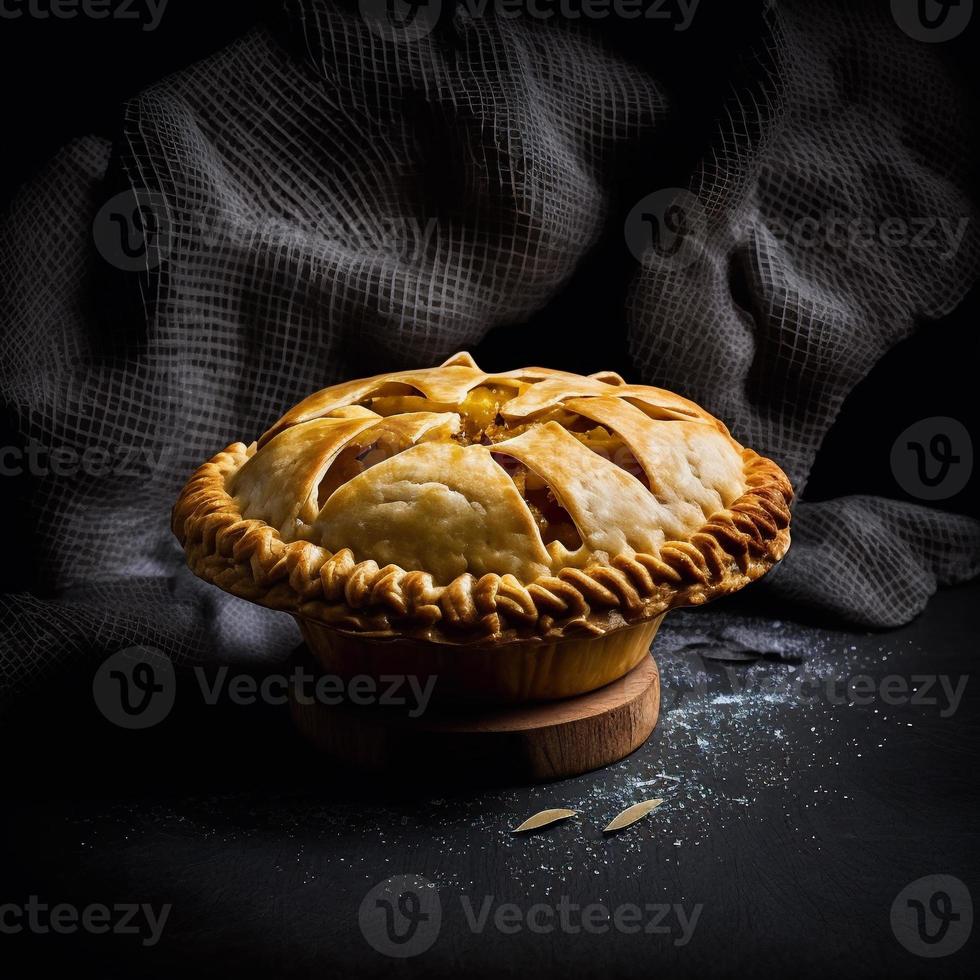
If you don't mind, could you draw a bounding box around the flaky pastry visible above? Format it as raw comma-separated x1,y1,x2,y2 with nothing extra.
173,352,793,650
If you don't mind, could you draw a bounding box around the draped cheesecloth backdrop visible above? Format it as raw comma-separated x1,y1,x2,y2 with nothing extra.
1,0,978,703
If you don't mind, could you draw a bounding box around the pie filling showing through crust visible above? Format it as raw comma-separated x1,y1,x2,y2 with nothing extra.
173,352,793,646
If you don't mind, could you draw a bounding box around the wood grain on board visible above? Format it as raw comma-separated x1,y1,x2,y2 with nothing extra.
290,656,661,783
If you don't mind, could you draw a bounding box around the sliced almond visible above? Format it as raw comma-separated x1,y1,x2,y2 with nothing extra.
511,808,579,834
603,798,665,833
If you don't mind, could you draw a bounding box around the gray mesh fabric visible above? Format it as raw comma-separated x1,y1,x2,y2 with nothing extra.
1,0,978,705
625,1,980,624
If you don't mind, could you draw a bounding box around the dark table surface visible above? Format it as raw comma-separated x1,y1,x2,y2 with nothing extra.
3,582,978,978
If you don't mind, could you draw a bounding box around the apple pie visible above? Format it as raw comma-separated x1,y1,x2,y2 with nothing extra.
173,352,792,701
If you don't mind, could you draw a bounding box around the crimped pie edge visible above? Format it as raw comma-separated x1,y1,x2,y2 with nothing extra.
172,440,792,645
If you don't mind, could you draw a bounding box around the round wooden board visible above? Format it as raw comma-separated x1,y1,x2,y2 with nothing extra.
289,655,660,784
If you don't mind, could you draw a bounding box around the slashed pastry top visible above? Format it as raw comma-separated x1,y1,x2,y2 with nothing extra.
173,353,793,642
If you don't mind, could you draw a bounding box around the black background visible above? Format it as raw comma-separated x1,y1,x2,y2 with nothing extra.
4,580,979,978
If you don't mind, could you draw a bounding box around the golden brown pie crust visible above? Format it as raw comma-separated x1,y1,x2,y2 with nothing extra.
173,353,792,645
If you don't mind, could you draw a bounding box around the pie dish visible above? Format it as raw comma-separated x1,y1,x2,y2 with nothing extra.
173,352,792,702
